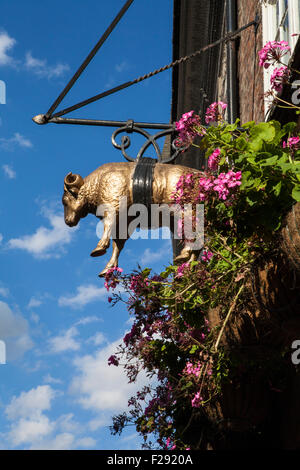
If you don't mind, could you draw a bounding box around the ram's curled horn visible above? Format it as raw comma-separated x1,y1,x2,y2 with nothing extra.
64,172,84,193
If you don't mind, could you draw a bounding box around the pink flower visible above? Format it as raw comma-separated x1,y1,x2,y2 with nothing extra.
205,101,227,124
270,66,290,92
104,267,123,291
258,41,290,69
191,391,203,408
201,250,213,263
213,170,242,200
184,361,202,377
165,438,176,450
175,111,204,145
283,136,300,149
176,262,190,278
208,148,221,170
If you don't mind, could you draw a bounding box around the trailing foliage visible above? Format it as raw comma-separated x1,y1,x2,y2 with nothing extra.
104,41,300,450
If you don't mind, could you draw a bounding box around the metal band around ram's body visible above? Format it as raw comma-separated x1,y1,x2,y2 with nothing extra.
132,157,157,207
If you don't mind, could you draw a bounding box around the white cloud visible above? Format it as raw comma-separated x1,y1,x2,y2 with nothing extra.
0,31,16,66
70,338,148,417
58,284,107,309
25,51,70,79
0,301,33,360
7,210,76,259
5,385,55,421
0,132,33,151
9,416,54,447
2,164,16,179
87,332,106,347
27,297,43,309
0,285,9,297
48,326,80,354
115,61,128,73
75,316,102,326
5,385,95,449
43,374,63,385
141,240,172,265
30,313,40,324
0,233,3,244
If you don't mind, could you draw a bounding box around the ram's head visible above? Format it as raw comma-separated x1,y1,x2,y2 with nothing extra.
62,172,84,227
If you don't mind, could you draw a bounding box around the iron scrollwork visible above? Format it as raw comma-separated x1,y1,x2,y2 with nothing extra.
111,120,189,163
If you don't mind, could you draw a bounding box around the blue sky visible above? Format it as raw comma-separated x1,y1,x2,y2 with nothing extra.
0,0,174,449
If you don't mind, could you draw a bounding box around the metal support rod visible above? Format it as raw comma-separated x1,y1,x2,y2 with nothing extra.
45,0,134,120
226,0,238,124
40,116,175,130
34,17,259,126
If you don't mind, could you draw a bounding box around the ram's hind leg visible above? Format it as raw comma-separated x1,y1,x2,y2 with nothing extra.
98,238,127,277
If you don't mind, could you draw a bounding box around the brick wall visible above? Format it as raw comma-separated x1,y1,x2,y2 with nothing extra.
237,0,264,123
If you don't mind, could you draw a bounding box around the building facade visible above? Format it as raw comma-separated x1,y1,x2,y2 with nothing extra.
170,0,300,449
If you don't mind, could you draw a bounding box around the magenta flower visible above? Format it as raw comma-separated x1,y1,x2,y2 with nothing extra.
258,41,290,69
213,170,242,200
176,262,190,278
185,361,202,377
108,355,119,366
201,250,213,263
191,391,203,408
282,136,300,149
175,110,204,145
205,101,227,124
270,66,290,92
208,148,221,170
104,266,123,291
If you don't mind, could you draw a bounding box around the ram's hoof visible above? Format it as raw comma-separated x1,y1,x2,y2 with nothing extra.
174,251,191,264
90,246,107,257
98,265,117,278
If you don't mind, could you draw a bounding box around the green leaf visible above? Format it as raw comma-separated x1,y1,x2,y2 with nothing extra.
242,121,255,129
273,181,282,196
292,187,300,201
235,136,248,151
282,122,297,134
250,122,276,142
260,155,279,166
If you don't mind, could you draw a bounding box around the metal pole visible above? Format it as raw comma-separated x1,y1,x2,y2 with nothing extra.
32,115,174,130
45,0,135,120
226,0,238,124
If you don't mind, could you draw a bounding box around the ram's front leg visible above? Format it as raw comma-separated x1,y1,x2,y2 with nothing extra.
90,209,116,258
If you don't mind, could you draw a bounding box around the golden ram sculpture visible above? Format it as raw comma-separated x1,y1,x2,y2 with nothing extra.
62,161,202,276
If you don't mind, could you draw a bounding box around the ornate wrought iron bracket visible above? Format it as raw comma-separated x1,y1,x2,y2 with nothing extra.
33,115,189,163
111,119,188,163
